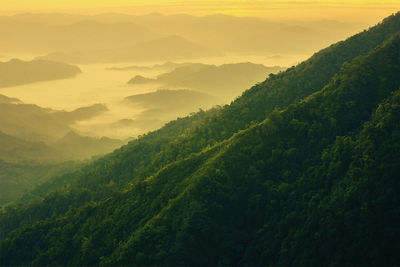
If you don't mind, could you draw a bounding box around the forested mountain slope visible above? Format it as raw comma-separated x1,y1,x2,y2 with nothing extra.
0,130,122,205
2,25,400,266
0,160,81,206
0,131,59,163
1,12,400,242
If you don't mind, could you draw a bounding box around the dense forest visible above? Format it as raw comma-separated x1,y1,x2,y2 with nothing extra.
0,98,125,205
1,12,400,266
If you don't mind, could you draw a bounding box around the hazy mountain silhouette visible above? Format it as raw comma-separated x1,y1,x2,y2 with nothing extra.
0,100,107,142
0,94,22,104
38,35,221,64
0,13,87,25
0,129,123,164
106,61,194,71
0,59,81,87
0,13,365,56
89,13,366,54
109,13,366,54
52,131,124,160
128,62,284,100
123,89,219,131
0,18,159,53
0,131,59,163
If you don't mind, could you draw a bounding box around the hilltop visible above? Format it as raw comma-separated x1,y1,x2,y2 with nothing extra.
0,59,81,88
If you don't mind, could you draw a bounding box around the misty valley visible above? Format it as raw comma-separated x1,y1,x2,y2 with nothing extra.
1,8,400,267
0,58,287,204
0,14,304,210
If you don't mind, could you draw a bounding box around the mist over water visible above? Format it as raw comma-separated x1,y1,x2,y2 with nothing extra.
0,12,357,142
0,53,307,139
0,58,165,139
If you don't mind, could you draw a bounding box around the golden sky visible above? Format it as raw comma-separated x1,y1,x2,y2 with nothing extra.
1,0,399,22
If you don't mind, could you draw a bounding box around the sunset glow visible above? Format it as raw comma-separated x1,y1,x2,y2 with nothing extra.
1,0,399,22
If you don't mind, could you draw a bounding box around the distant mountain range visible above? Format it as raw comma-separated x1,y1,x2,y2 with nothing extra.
0,13,366,62
0,59,81,87
0,18,159,53
38,35,221,64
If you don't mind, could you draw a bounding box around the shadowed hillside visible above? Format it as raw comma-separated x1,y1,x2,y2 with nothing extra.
0,129,124,205
0,159,81,206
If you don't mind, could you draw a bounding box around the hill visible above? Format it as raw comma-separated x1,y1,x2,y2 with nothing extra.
123,89,219,131
0,130,124,205
1,12,400,266
106,61,194,72
128,63,284,100
0,131,59,163
0,59,81,87
52,131,125,160
0,101,107,142
0,159,81,206
0,94,22,104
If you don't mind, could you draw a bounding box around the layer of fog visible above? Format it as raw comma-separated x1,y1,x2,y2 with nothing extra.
0,52,306,140
0,12,366,143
